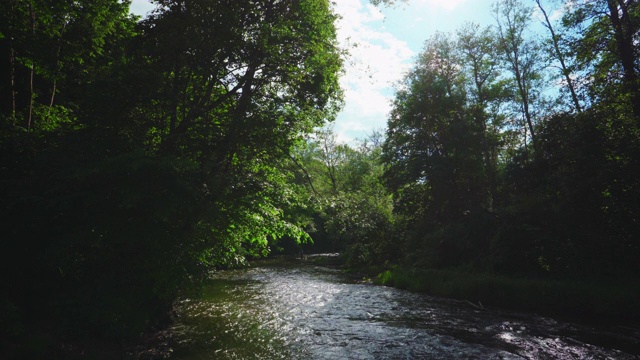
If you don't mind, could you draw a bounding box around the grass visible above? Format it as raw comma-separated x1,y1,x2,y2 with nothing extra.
375,267,640,326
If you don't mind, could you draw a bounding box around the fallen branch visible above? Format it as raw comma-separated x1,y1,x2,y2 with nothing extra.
464,300,485,310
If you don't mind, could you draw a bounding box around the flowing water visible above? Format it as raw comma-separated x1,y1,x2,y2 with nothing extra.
168,258,639,359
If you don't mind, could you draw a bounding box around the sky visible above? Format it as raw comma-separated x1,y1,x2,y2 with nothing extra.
129,0,556,144
329,0,496,144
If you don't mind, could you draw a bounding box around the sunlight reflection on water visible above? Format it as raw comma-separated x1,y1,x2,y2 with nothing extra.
169,261,638,359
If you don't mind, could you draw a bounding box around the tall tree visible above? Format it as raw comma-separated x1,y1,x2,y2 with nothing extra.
493,0,543,149
314,126,348,194
126,0,344,259
383,33,485,228
456,23,508,209
564,0,640,122
605,0,640,121
0,0,133,130
135,0,342,156
535,0,583,113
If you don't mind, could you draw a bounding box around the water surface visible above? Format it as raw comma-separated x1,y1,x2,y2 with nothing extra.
169,260,639,359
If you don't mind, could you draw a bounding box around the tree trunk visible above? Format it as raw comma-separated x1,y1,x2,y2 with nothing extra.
606,0,640,121
27,1,35,131
9,43,16,120
494,0,538,149
46,20,68,121
535,0,582,113
513,63,536,147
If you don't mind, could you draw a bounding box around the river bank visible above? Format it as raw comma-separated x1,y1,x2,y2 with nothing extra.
374,267,640,327
300,252,640,328
302,253,640,353
1,319,174,360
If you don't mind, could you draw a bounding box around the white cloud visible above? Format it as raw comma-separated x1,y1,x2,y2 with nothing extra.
533,2,565,24
129,0,154,16
332,0,414,144
415,0,469,12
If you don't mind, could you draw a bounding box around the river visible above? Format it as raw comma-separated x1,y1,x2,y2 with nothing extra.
167,258,639,359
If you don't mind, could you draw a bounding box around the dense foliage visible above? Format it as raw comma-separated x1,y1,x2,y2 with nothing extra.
0,0,342,354
381,0,640,278
286,128,396,266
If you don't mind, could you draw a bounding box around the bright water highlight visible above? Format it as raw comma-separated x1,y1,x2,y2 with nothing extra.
169,259,639,359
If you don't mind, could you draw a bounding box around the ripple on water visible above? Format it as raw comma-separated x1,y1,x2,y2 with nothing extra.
169,263,639,359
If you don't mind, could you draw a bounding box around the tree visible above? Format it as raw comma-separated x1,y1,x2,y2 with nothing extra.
383,33,485,230
314,126,348,194
135,0,342,153
291,127,395,264
456,23,509,209
493,0,544,149
118,0,344,263
535,0,583,113
0,0,133,131
0,0,345,349
564,0,640,122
